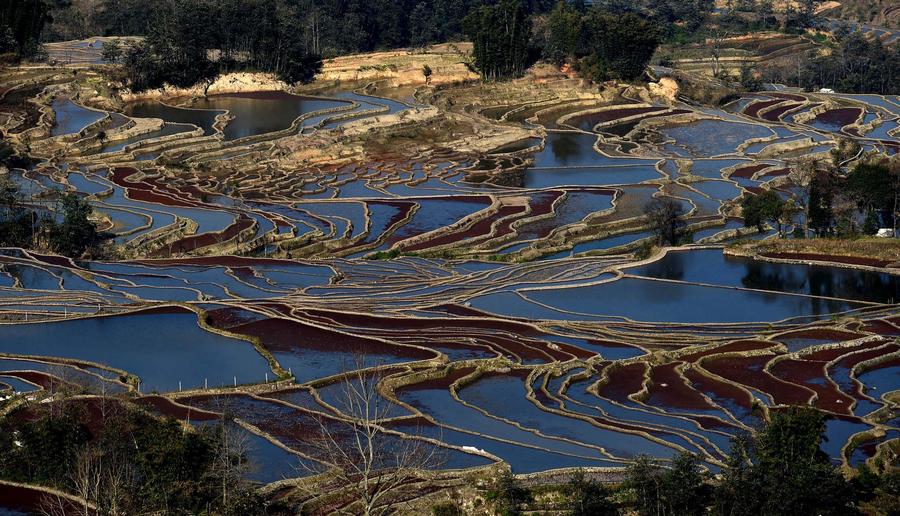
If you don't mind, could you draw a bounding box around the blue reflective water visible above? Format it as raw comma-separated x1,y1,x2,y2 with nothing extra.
513,278,862,323
628,249,900,303
125,100,223,135
856,363,900,399
0,311,272,392
0,375,39,393
459,374,677,459
525,165,661,188
397,383,604,459
532,132,658,168
51,99,106,137
661,120,773,157
189,93,348,140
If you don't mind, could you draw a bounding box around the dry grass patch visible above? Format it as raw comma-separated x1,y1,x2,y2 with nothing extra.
735,238,900,263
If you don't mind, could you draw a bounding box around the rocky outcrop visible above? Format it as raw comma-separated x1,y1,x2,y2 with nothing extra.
121,72,289,102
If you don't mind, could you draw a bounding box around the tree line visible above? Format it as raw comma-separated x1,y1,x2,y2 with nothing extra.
464,0,666,82
0,0,50,59
6,0,704,88
79,0,554,90
43,0,556,54
114,0,671,88
14,0,897,96
106,0,325,91
760,31,900,95
742,150,900,238
478,407,898,516
640,150,900,246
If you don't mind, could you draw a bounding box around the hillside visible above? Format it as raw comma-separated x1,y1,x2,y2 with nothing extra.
819,0,900,29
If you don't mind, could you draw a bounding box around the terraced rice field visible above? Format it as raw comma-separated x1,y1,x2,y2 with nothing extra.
1,67,898,495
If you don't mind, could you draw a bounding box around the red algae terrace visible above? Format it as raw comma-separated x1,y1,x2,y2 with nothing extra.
2,52,899,505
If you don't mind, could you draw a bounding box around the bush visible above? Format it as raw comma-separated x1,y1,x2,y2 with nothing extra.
486,471,531,515
567,470,616,516
432,501,464,516
49,193,111,258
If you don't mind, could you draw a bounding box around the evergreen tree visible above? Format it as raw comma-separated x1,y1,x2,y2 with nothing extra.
742,189,786,234
581,10,659,81
464,0,534,81
715,409,859,516
545,1,581,66
0,0,50,58
49,193,109,258
807,170,837,236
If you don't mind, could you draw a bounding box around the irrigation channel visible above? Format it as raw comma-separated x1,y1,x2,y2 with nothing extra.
1,72,899,497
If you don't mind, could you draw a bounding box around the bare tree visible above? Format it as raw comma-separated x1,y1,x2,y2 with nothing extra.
302,358,443,515
644,198,686,247
710,29,731,78
41,444,133,516
788,159,817,236
40,493,88,516
71,445,103,515
212,417,253,509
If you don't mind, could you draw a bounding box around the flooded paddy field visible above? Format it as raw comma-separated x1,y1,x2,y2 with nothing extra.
1,245,898,476
27,85,878,263
2,69,899,486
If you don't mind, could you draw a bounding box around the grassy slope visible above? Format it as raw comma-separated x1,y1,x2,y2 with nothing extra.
735,237,900,263
819,0,900,29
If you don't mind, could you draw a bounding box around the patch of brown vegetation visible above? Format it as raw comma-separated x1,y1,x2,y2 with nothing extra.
733,238,900,267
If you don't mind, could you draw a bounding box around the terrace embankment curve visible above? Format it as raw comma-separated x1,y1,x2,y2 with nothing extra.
1,63,899,493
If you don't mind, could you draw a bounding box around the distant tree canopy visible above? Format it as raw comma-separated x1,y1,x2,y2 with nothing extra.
620,407,883,516
761,31,900,95
463,0,535,80
31,0,678,87
53,0,556,54
581,10,660,81
750,156,900,239
0,0,50,58
591,0,715,36
741,189,787,233
119,0,327,91
544,1,582,66
0,174,37,249
715,407,858,516
49,192,110,257
540,3,661,82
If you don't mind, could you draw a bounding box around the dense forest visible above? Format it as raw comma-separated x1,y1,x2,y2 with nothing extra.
484,408,899,515
540,2,662,81
6,0,898,94
17,0,557,55
0,0,50,59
